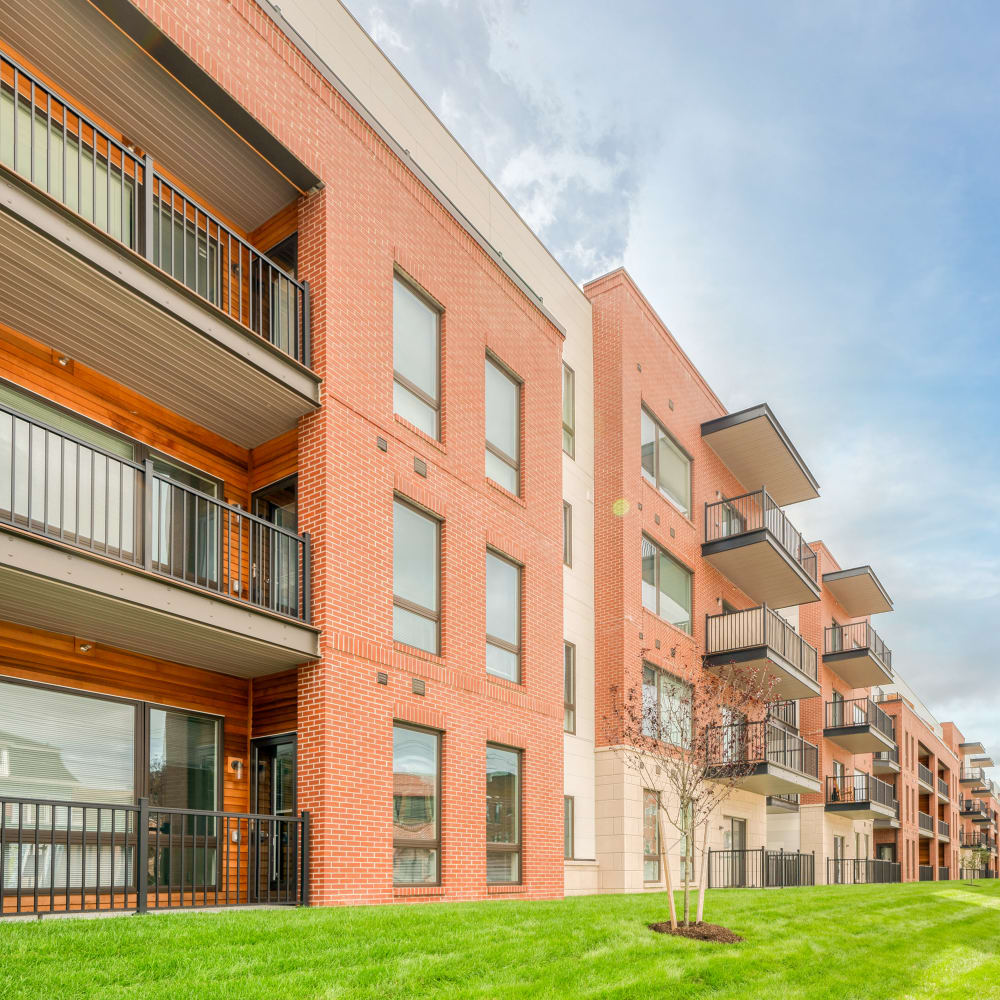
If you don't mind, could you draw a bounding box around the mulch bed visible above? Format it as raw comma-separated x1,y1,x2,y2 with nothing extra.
649,921,743,943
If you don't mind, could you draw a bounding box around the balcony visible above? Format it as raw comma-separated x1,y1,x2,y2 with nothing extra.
823,697,895,754
872,747,901,776
766,793,800,813
0,404,318,675
825,772,897,821
0,50,320,449
702,489,820,608
917,763,934,791
917,812,934,838
960,768,990,792
768,699,799,729
937,777,950,801
703,605,820,700
874,800,901,830
822,621,893,688
961,830,990,849
960,800,991,824
938,819,950,842
706,721,821,797
821,565,893,617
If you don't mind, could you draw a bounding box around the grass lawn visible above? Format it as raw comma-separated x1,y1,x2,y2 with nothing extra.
3,880,1000,999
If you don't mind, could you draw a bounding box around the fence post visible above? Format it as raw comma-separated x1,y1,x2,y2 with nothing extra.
137,797,148,915
142,154,154,260
143,459,154,572
300,810,310,906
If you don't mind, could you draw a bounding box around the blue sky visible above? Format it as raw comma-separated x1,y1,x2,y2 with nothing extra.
344,1,1000,760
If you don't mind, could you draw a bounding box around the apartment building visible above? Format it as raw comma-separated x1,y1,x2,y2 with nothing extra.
944,725,1000,878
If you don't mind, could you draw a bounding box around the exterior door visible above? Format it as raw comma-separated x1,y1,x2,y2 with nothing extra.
251,476,299,616
722,816,747,887
251,735,297,898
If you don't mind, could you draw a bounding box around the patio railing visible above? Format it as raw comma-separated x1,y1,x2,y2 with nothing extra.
827,858,900,885
708,848,815,889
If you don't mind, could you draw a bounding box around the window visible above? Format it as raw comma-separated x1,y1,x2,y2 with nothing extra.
562,363,575,458
486,745,521,884
642,665,693,748
393,276,440,438
640,406,691,515
485,356,521,493
486,550,521,681
643,789,661,881
563,501,573,566
564,796,574,860
564,642,576,734
393,724,440,885
393,498,440,654
641,536,692,633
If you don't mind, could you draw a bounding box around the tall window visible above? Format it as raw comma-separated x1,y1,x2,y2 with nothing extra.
485,356,521,494
642,665,693,748
564,642,576,734
392,724,440,885
564,796,574,860
563,501,573,567
486,745,521,884
392,499,441,654
641,536,692,633
393,276,440,438
486,550,521,681
643,789,660,881
562,363,575,458
640,406,691,515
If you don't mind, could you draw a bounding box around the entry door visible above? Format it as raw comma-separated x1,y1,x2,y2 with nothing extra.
251,476,298,616
877,844,895,862
723,817,747,887
251,735,297,897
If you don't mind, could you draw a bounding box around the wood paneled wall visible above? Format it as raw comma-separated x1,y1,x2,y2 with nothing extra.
251,669,298,738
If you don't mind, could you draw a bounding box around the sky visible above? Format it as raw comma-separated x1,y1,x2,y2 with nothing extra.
343,0,1000,763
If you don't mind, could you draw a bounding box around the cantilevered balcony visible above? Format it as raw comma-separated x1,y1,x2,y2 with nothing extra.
917,763,934,792
960,768,991,794
0,404,318,675
703,605,820,700
821,565,893,617
961,830,991,849
938,777,951,801
823,697,895,754
766,793,800,813
706,721,821,797
872,747,901,776
702,489,820,608
0,49,320,449
961,800,991,824
822,621,893,688
874,800,901,830
938,819,951,842
825,772,897,821
918,812,934,838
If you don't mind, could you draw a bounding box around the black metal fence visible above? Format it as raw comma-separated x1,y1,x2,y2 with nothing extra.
0,403,311,621
704,605,819,682
704,488,818,582
708,848,815,889
961,799,990,820
827,858,901,885
825,772,895,810
918,865,934,882
0,50,310,364
824,621,893,674
824,697,894,741
0,796,309,917
961,869,997,880
938,867,950,881
705,720,819,778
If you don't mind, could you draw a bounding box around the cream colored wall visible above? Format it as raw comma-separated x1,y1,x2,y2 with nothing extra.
767,811,802,851
800,804,875,883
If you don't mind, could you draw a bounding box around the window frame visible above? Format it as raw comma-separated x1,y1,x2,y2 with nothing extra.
564,795,575,860
642,663,694,749
643,788,661,882
563,642,576,734
486,743,522,885
640,403,692,517
391,721,442,887
392,496,442,655
392,272,442,440
562,362,575,458
562,501,573,567
485,548,522,682
641,534,693,634
484,353,522,495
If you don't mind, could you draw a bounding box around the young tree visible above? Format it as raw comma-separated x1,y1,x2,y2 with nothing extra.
608,654,778,928
961,845,991,878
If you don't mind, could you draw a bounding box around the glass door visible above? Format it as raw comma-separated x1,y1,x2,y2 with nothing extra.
252,476,298,616
251,735,297,898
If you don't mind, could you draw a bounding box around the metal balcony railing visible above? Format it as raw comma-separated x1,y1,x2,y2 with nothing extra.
918,763,934,787
704,488,818,582
961,800,990,820
768,699,799,728
918,811,934,834
873,747,900,767
824,621,893,674
961,830,989,848
938,777,950,798
938,819,950,838
824,697,894,742
827,858,901,885
704,606,819,682
961,768,987,784
826,772,895,809
0,51,311,365
0,404,310,621
706,721,819,778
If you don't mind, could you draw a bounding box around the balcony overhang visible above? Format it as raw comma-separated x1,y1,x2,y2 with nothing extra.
918,826,934,839
872,756,901,776
0,528,319,677
971,755,996,767
917,774,934,793
972,814,992,825
710,762,820,798
0,0,320,232
702,534,821,609
825,799,897,822
823,724,895,755
874,817,901,830
938,830,951,844
703,647,820,701
822,647,893,688
766,795,800,814
822,566,893,617
961,741,987,755
0,170,320,449
700,405,819,507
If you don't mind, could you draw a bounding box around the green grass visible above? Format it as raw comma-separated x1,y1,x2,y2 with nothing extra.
3,880,1000,999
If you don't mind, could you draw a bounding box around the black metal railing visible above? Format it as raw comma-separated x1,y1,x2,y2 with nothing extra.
826,772,895,809
0,51,310,365
918,811,933,834
873,747,900,768
938,866,949,881
917,763,934,787
961,800,990,820
827,858,901,885
706,720,819,779
961,830,989,848
823,621,893,674
824,697,894,741
0,796,309,917
768,700,799,728
961,768,987,784
704,606,819,682
767,793,800,810
918,865,934,882
708,848,815,889
0,404,310,621
703,489,818,582
938,819,950,839
938,777,950,799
